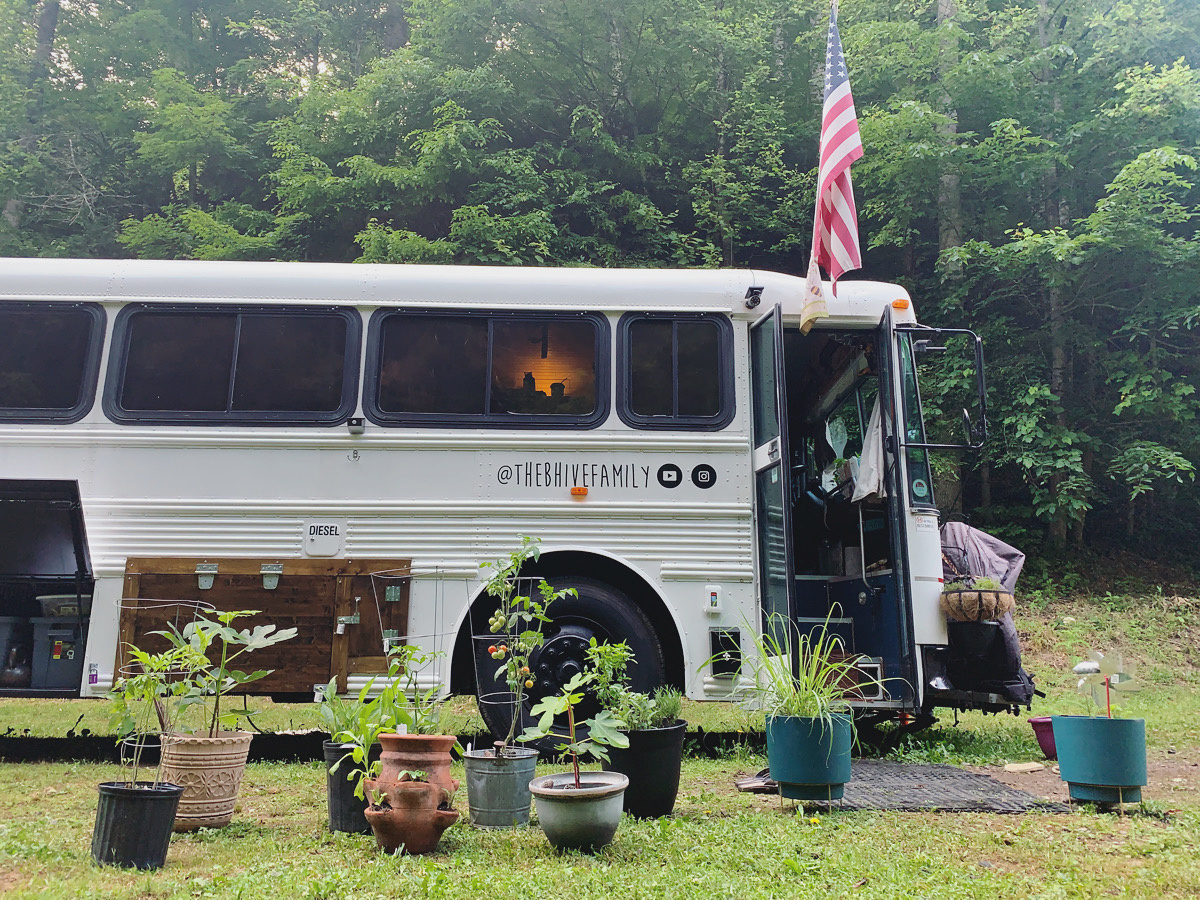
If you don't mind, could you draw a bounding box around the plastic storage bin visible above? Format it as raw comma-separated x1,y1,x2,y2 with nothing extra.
36,593,93,618
30,617,87,690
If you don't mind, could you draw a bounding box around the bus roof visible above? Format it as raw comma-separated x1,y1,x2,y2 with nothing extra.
1,258,914,323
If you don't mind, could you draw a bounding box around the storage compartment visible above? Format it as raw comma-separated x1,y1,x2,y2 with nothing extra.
31,616,88,690
0,480,94,695
118,557,412,696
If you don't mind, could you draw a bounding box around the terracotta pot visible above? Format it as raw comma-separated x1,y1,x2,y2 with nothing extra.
376,733,459,797
160,731,253,830
362,779,459,854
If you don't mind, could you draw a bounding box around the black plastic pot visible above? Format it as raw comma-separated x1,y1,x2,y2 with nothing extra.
323,740,376,834
91,781,183,869
603,720,687,818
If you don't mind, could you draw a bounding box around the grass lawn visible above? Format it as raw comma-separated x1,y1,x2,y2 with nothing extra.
2,588,1199,897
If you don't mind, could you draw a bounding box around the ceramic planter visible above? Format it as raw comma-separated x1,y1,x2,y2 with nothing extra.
603,720,687,818
529,770,629,851
463,747,538,828
160,731,253,830
377,733,460,797
91,781,184,869
765,713,853,802
1028,716,1057,760
362,779,459,854
1052,715,1146,804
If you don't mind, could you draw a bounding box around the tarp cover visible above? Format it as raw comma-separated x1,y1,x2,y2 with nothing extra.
940,521,1025,593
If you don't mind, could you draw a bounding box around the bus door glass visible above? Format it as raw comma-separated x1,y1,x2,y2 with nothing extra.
748,305,795,637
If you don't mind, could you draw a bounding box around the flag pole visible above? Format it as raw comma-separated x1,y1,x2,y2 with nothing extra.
802,0,863,335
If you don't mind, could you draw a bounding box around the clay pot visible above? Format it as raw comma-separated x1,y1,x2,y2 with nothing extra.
160,731,253,830
362,779,459,854
376,733,460,797
940,589,1015,622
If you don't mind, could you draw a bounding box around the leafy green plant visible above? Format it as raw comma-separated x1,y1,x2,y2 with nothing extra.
726,611,878,729
479,535,574,751
332,643,460,800
105,641,208,787
585,638,682,730
155,609,298,737
519,671,628,787
315,676,374,740
943,576,1004,592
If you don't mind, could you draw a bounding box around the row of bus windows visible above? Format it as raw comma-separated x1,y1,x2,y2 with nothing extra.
0,303,734,429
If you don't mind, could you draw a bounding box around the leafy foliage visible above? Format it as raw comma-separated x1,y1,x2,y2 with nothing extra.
1,0,1198,556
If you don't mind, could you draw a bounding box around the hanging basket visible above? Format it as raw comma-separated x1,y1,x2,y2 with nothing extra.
939,589,1015,622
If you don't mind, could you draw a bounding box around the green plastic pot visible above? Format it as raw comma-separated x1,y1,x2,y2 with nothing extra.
1051,715,1146,805
765,713,852,802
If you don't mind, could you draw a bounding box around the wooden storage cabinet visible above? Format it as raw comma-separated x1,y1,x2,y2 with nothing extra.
117,558,411,694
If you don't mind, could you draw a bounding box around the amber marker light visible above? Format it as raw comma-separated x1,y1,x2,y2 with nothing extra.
892,298,910,309
570,487,588,498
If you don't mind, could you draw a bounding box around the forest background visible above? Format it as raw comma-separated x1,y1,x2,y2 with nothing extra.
2,0,1199,568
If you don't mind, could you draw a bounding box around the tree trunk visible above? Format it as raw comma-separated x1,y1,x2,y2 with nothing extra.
935,0,963,277
382,2,410,51
6,0,60,234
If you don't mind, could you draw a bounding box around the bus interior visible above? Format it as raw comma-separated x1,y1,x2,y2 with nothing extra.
780,325,909,708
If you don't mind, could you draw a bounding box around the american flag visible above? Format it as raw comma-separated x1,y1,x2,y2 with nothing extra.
802,1,863,332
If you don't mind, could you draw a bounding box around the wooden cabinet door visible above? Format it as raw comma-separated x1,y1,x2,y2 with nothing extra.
118,558,410,694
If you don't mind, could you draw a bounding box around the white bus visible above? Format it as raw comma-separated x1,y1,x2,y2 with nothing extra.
0,257,1010,736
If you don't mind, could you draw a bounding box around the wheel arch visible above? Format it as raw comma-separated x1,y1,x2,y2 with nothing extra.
449,547,685,695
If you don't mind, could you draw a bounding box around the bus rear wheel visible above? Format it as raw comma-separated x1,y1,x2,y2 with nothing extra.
473,576,666,746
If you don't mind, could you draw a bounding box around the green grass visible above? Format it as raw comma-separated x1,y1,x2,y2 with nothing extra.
0,757,1197,899
3,589,1200,897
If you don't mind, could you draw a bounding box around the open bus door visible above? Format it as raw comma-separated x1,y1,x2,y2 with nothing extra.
748,305,797,665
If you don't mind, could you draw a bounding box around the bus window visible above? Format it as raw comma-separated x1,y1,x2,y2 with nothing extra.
0,302,104,422
106,306,360,424
617,313,734,429
367,311,609,427
897,334,935,507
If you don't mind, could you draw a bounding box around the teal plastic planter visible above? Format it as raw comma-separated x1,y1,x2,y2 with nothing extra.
1051,715,1146,805
765,714,852,801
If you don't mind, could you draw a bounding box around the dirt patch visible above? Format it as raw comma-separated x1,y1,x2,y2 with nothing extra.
968,751,1200,806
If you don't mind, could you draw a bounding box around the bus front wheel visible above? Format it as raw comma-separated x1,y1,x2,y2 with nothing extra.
473,576,666,745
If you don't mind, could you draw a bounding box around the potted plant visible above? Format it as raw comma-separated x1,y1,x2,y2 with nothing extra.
732,612,874,804
316,676,379,834
587,638,687,818
333,645,461,854
93,642,198,868
362,770,459,855
939,575,1015,622
1052,651,1146,806
155,609,297,830
520,671,629,851
465,536,574,828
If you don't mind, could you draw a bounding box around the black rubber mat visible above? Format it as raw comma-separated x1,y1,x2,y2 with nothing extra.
830,760,1068,813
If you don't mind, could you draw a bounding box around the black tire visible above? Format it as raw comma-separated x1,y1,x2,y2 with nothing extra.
473,576,666,748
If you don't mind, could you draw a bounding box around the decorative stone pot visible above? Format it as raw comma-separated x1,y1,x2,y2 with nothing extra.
1052,715,1146,805
160,731,253,830
91,781,184,869
940,589,1015,622
765,713,853,802
603,720,687,818
463,746,538,828
377,733,459,797
529,770,629,852
362,778,459,854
